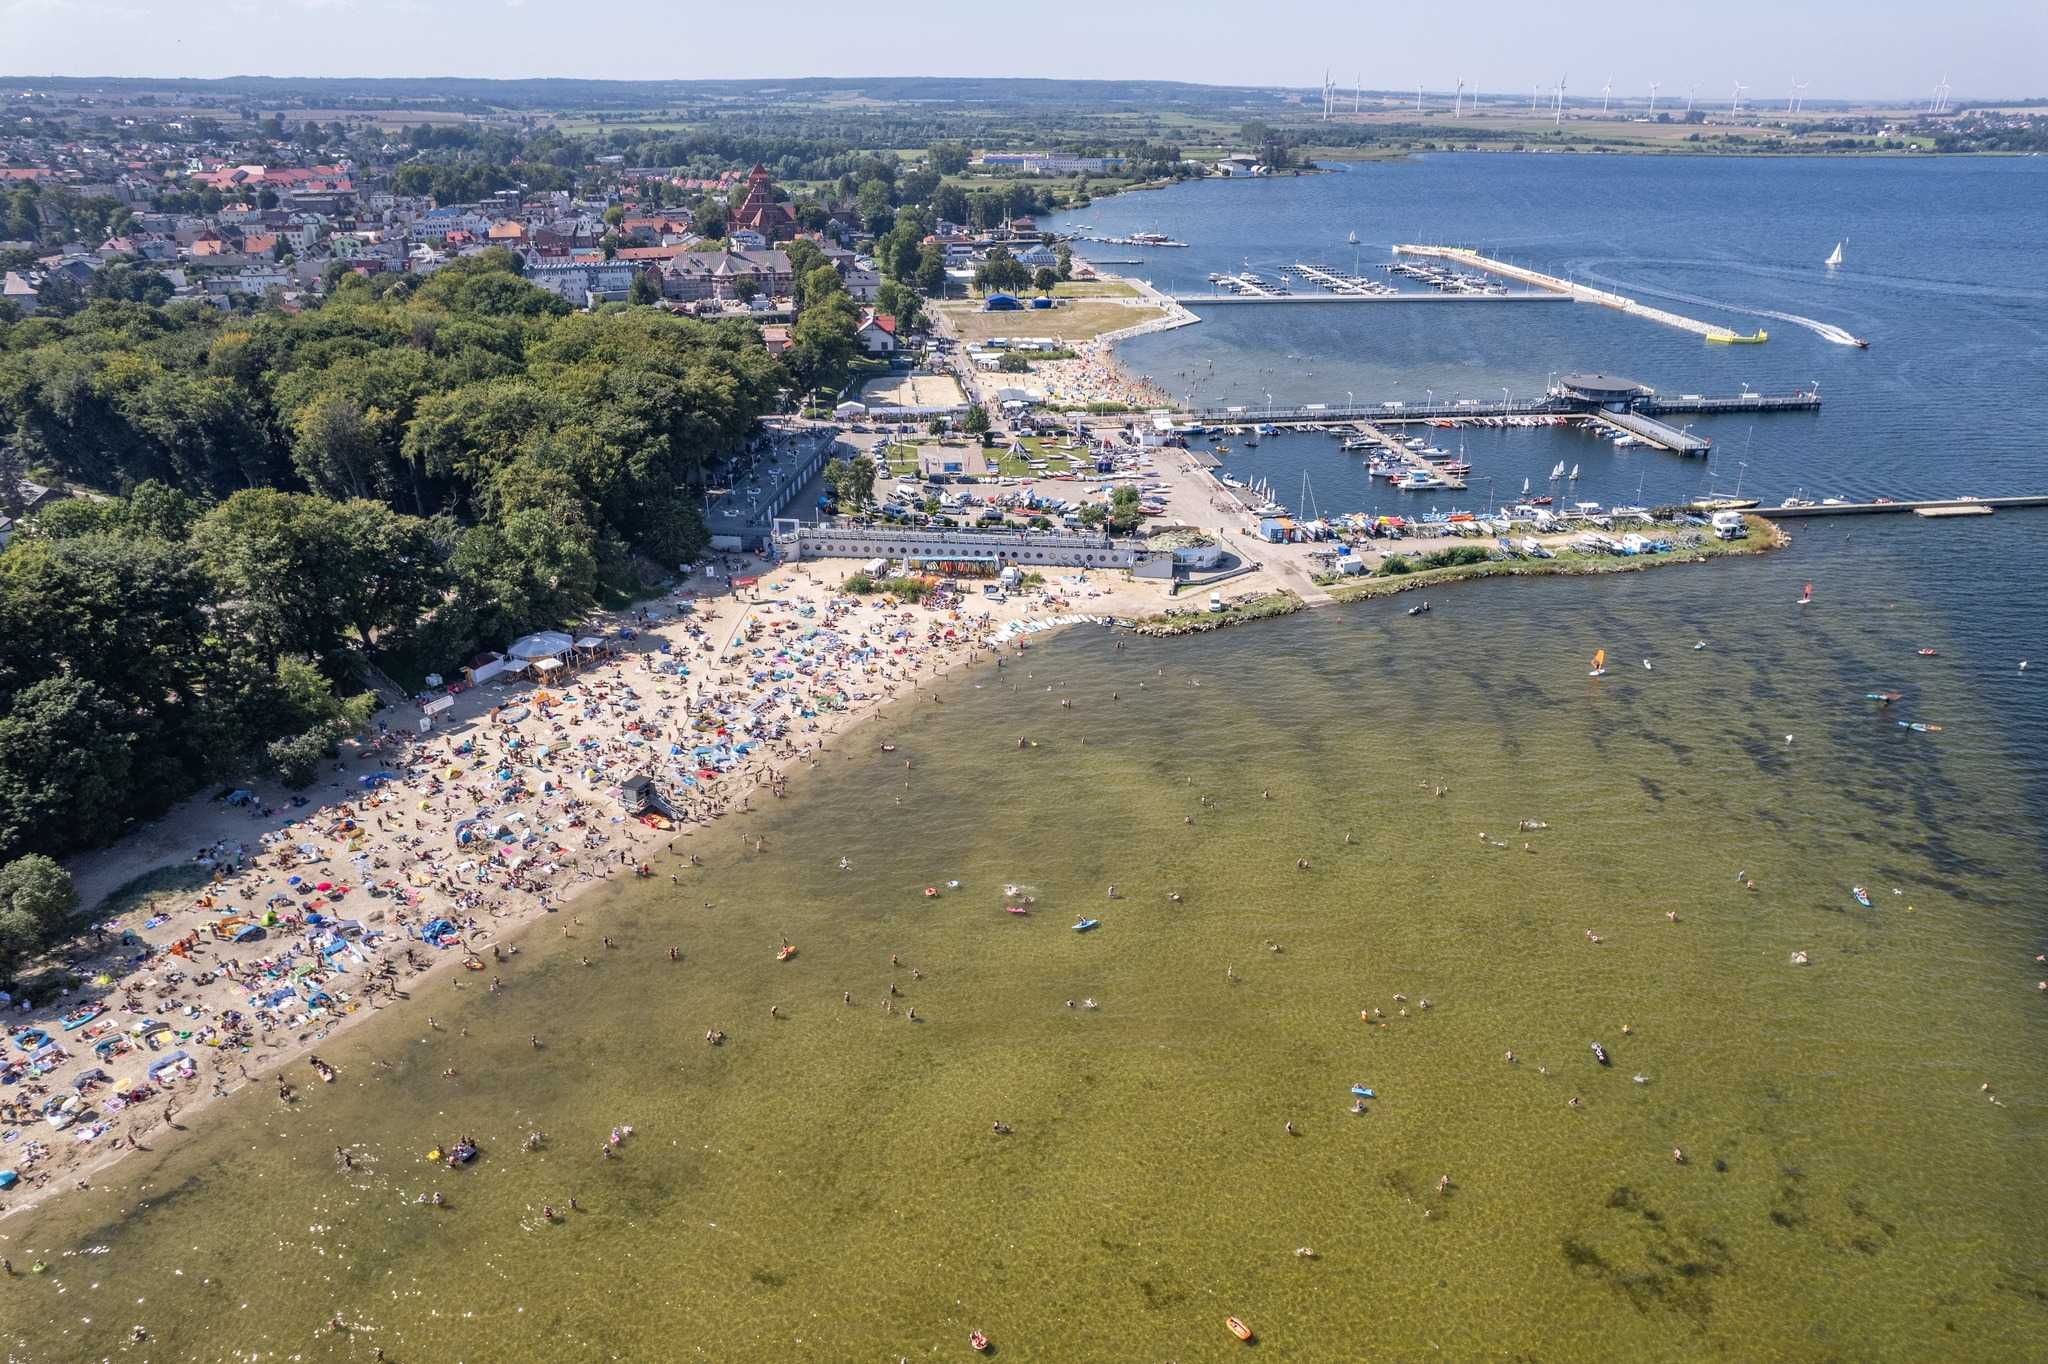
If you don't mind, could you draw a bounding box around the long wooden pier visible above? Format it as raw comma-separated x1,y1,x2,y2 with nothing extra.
1181,388,1817,427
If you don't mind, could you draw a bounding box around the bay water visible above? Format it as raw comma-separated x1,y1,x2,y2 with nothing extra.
5,156,2048,1362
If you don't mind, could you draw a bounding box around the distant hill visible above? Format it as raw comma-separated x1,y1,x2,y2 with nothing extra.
0,74,1301,113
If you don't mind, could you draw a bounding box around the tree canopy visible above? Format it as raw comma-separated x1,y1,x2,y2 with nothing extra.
0,250,786,865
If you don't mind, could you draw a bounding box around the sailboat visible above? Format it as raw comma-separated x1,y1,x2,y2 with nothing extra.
1798,581,1813,605
1825,240,1845,268
1589,648,1607,678
1549,461,1566,480
1521,477,1531,497
1568,464,1580,481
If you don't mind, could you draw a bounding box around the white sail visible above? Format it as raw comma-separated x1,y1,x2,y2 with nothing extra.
1522,478,1531,494
1550,461,1566,479
1825,241,1844,268
1568,464,1580,480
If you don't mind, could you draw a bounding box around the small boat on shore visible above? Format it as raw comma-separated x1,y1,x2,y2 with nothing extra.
1350,1085,1376,1098
776,943,798,961
970,1330,990,1352
1852,886,1872,908
1073,918,1100,932
1590,1041,1611,1066
1227,1317,1255,1342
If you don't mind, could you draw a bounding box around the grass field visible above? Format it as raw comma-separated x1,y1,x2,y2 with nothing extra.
935,299,1159,343
1052,279,1138,299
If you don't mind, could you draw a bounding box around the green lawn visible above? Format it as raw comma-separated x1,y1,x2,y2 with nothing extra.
1052,279,1137,299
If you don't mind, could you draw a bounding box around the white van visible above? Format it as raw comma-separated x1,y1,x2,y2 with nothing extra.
1710,511,1747,540
1207,592,1225,614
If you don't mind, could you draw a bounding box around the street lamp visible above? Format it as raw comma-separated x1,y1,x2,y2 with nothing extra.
1502,386,1511,409
1347,390,1354,414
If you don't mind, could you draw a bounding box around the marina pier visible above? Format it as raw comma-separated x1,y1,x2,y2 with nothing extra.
1179,375,1819,441
1391,244,1867,347
1169,290,1566,305
1590,409,1711,454
1758,495,2048,519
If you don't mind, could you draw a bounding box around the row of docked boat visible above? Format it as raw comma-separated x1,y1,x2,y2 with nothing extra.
1279,262,1398,297
1382,260,1510,295
1206,269,1286,297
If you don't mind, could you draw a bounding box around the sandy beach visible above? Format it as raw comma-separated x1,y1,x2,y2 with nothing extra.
1,558,1162,1220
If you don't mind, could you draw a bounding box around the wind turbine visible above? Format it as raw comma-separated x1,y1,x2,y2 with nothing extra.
1601,77,1613,116
1354,74,1362,114
1417,82,1424,113
1648,81,1661,117
1787,78,1808,114
1454,78,1465,117
1687,83,1699,113
1554,75,1567,128
1731,80,1747,114
1531,83,1541,116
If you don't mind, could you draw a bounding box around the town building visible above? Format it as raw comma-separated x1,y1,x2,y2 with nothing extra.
726,165,797,243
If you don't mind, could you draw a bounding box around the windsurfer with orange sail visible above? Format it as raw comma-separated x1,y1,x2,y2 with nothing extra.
1590,648,1607,677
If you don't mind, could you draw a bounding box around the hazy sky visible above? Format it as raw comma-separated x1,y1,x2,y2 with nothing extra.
1,0,2040,102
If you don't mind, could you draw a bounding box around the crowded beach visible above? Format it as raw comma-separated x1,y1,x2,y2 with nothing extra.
0,559,1156,1217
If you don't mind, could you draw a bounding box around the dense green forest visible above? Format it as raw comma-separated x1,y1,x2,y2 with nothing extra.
0,250,782,870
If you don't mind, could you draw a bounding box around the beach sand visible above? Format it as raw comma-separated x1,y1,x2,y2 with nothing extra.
1,559,1162,1220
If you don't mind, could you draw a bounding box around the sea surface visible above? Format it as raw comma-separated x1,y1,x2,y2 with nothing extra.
6,158,2048,1363
1049,154,2048,516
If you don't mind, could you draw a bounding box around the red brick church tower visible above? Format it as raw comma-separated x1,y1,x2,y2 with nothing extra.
728,164,796,242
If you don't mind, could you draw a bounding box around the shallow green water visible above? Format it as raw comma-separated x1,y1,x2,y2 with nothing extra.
6,519,2046,1362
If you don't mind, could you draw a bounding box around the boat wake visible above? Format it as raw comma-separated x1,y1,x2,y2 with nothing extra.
1571,266,1866,346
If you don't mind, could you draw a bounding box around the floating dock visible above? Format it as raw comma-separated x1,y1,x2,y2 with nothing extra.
1340,422,1467,489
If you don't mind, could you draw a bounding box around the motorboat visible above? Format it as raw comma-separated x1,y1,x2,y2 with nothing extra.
1590,1041,1611,1065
